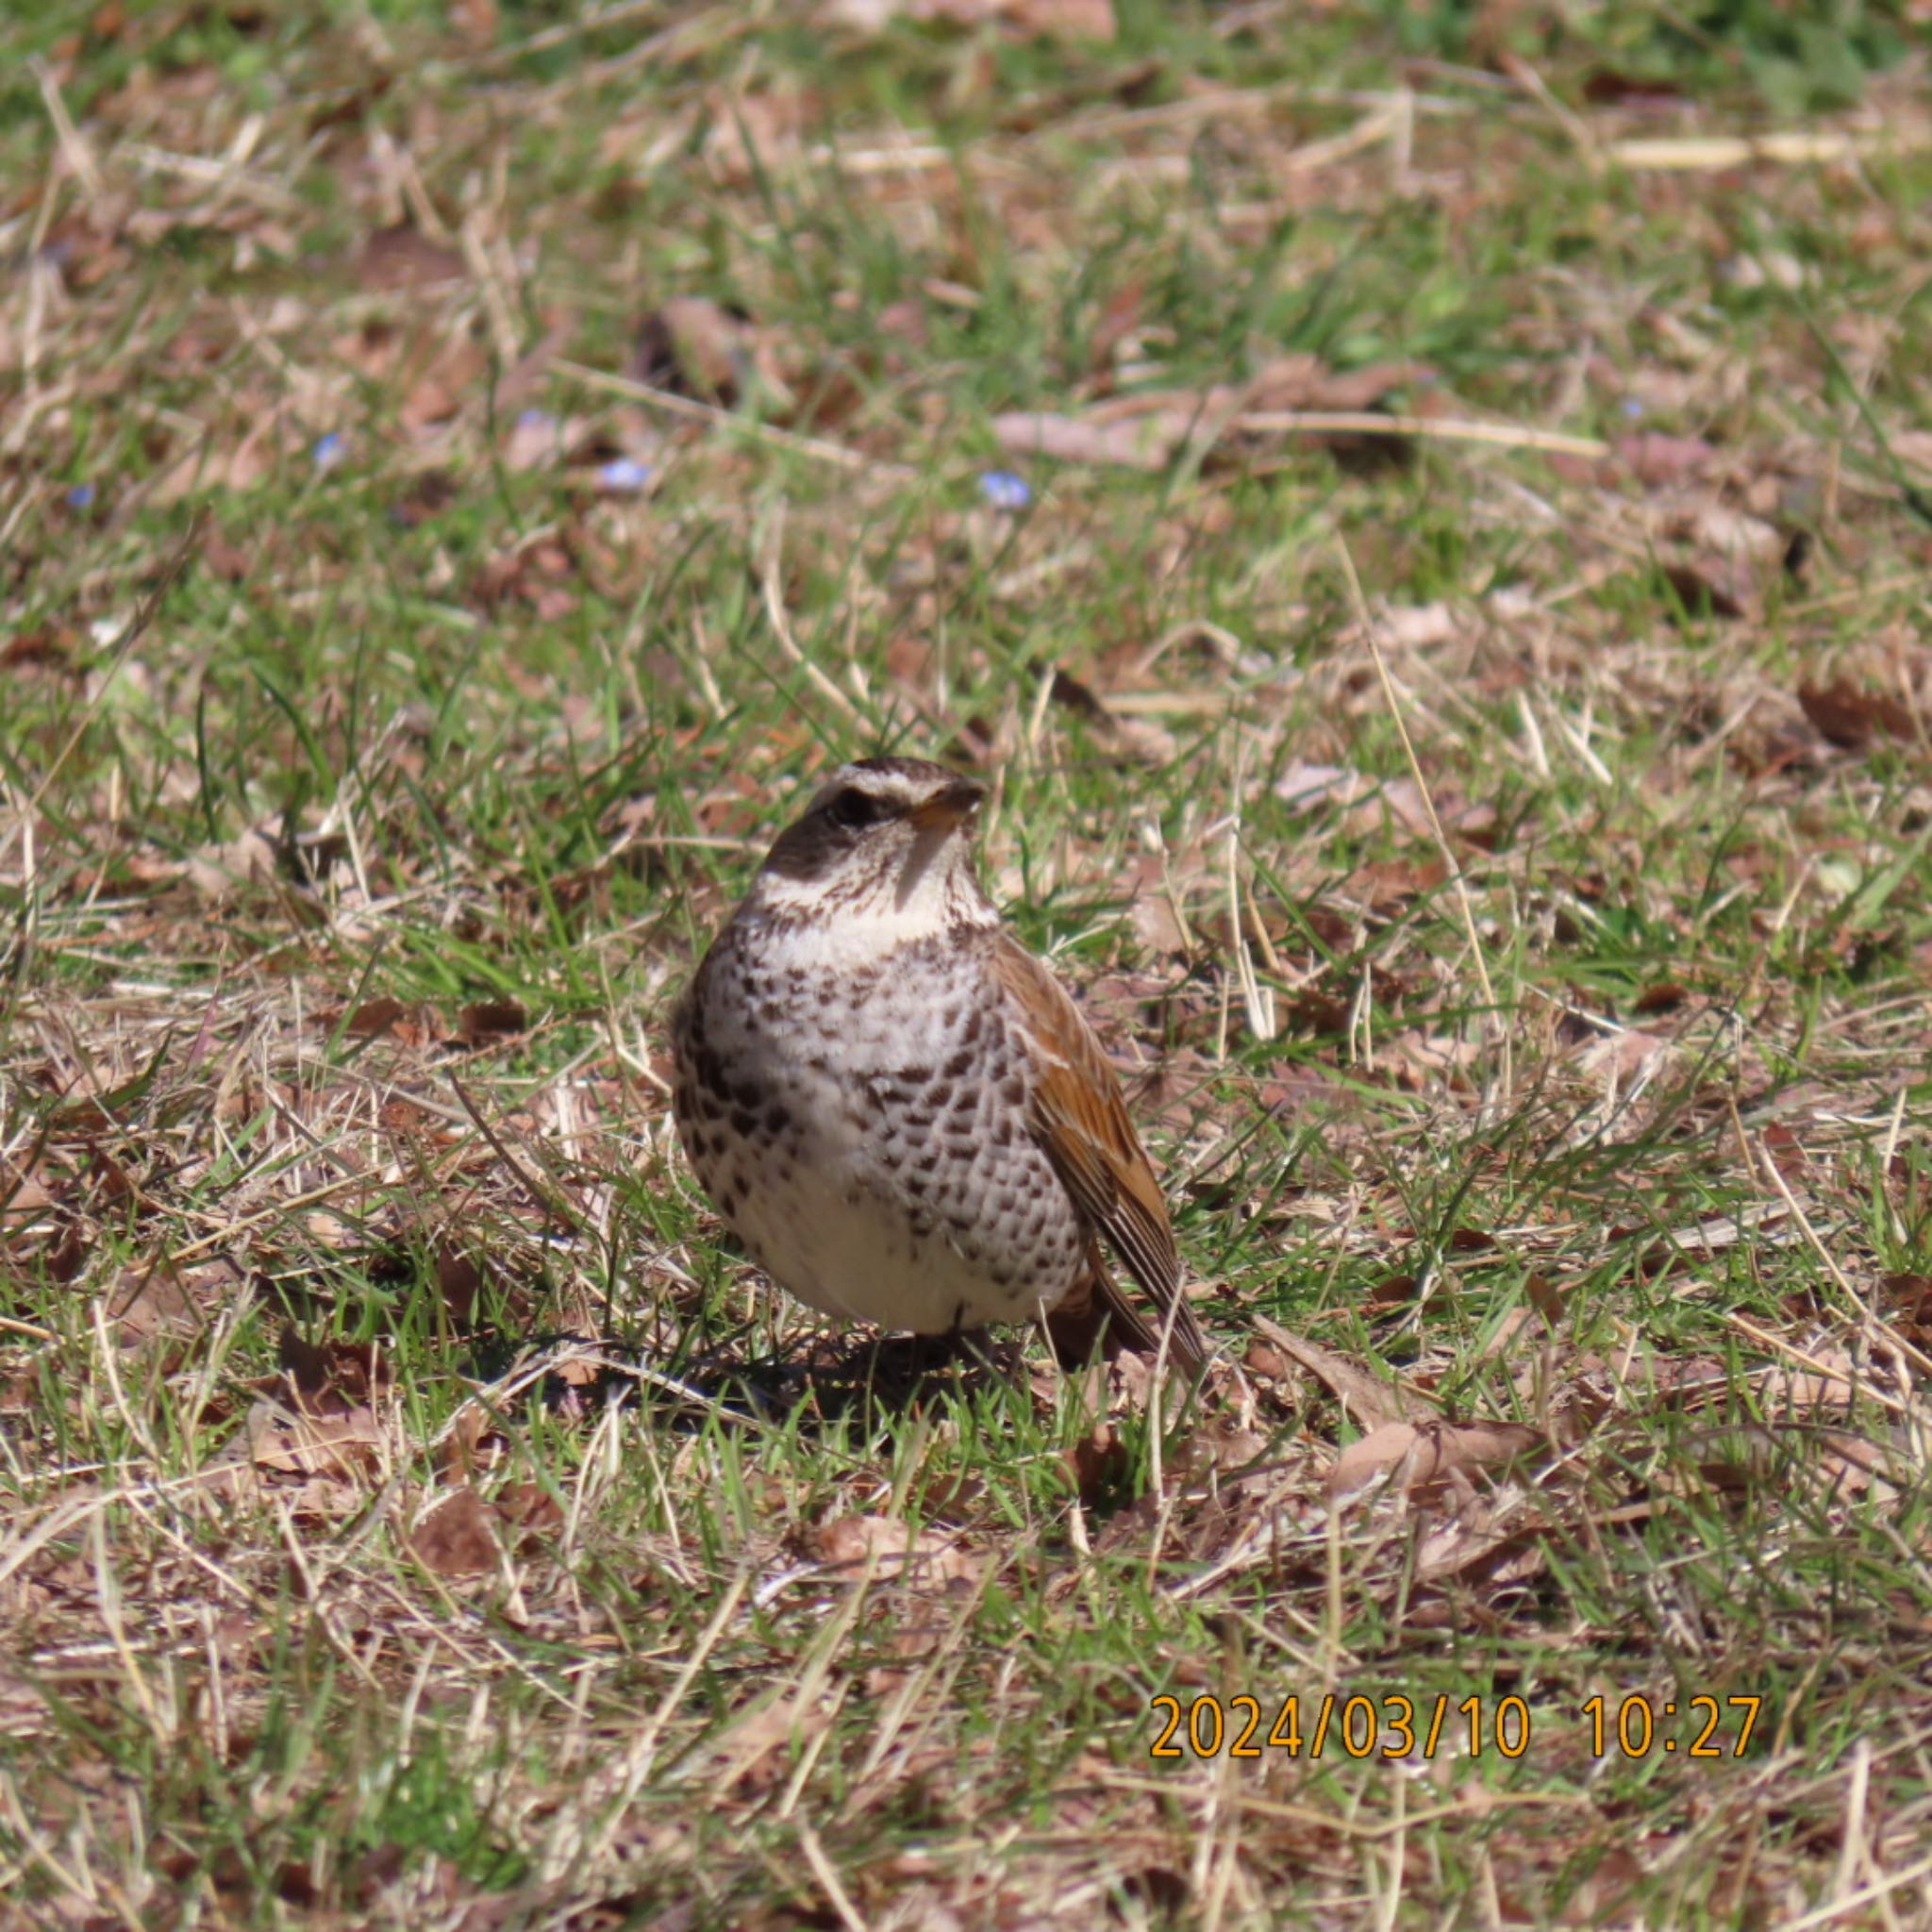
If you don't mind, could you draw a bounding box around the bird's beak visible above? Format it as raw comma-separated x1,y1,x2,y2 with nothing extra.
907,778,985,834
894,779,984,910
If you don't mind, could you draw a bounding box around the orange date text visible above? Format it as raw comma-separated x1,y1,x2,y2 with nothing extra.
1148,1693,1533,1762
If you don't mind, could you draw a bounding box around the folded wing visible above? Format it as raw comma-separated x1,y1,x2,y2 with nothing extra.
990,933,1210,1373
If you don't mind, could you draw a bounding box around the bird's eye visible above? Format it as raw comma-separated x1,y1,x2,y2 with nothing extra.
826,788,882,830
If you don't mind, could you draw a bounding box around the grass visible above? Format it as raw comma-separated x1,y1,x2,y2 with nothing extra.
4,0,1931,1924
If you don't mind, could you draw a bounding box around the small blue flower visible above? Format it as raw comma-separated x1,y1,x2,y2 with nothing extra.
1621,397,1645,419
979,469,1031,511
312,432,346,471
66,483,96,509
515,408,558,432
596,456,651,494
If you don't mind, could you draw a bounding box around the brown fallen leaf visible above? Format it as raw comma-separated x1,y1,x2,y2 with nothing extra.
343,996,436,1044
1658,556,1751,621
278,1326,394,1414
1418,1522,1552,1588
451,0,496,49
1004,0,1114,33
430,1242,485,1323
1273,760,1366,813
1878,1273,1932,1350
824,0,1114,37
1612,430,1715,485
1810,1430,1907,1505
1567,1021,1674,1087
633,295,753,404
1066,1423,1128,1507
184,825,283,900
408,1487,501,1576
1633,981,1690,1014
1129,888,1190,959
1,625,80,673
1524,1274,1569,1327
1386,1027,1485,1086
107,1264,204,1342
455,999,528,1046
0,1158,60,1247
246,1399,384,1479
811,1514,979,1585
1047,667,1176,764
1326,1418,1542,1502
1251,1316,1426,1429
399,334,490,431
148,423,285,505
1798,678,1919,752
992,408,1190,472
494,1481,564,1545
358,225,465,293
1247,356,1432,413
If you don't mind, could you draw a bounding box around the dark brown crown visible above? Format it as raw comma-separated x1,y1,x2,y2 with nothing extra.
761,758,985,884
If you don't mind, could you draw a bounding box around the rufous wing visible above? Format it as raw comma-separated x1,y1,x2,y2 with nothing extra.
990,933,1209,1373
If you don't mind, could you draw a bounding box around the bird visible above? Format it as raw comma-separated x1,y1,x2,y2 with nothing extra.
670,756,1210,1375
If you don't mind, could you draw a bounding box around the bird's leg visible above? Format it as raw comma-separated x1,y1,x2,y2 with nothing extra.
910,1315,995,1376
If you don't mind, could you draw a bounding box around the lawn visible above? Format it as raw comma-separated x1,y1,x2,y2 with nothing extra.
3,1,1930,1925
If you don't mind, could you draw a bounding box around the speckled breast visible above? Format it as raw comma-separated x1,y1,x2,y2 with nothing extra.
672,926,1086,1333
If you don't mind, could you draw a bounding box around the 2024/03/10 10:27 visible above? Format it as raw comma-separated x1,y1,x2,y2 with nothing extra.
1149,1692,1764,1761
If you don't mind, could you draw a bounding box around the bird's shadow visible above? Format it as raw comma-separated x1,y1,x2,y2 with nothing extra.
465,1325,1034,1437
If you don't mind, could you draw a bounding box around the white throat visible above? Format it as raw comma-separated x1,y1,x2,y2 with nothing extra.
743,860,995,968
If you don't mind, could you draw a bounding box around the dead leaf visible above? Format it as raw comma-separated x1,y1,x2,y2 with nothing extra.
1879,1273,1932,1350
824,0,1114,36
1633,982,1690,1014
1524,1274,1569,1326
502,408,579,472
1251,1316,1425,1429
1420,1522,1552,1589
1005,0,1114,35
0,1158,59,1246
277,1328,394,1413
1341,775,1493,844
992,408,1187,472
246,1399,384,1479
1387,1027,1485,1086
106,1264,203,1342
185,825,282,900
1047,668,1176,763
1374,602,1458,651
408,1487,501,1575
1130,889,1189,958
1245,355,1431,413
1066,1423,1128,1506
1810,1430,1907,1504
1568,1022,1674,1087
2,625,80,673
633,296,753,405
1658,557,1751,621
1274,760,1365,812
811,1514,978,1585
399,334,490,431
431,1244,485,1322
451,0,496,48
1326,1419,1541,1502
494,1481,564,1545
1613,431,1715,485
343,996,434,1043
455,999,527,1045
358,225,465,293
1798,678,1919,752
1679,501,1781,562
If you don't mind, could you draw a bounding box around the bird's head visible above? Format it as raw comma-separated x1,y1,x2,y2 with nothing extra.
748,757,995,943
